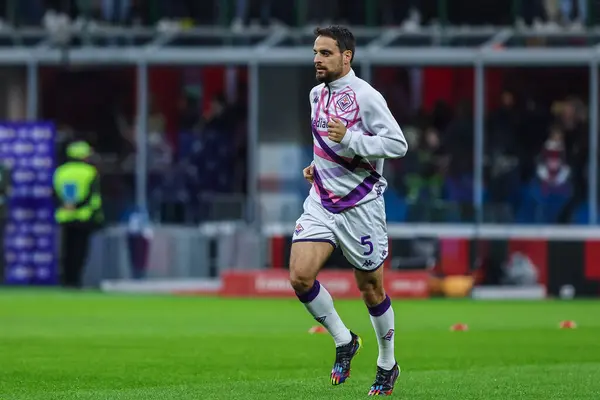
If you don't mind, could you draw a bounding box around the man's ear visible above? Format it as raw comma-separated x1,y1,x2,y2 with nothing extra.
343,50,353,65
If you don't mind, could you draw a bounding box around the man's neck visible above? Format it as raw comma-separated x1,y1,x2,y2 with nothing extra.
328,68,354,87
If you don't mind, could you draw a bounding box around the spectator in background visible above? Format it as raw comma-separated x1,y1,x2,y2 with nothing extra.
429,101,453,134
158,0,215,26
554,97,587,160
227,81,249,195
517,0,551,27
518,0,587,28
543,0,561,23
190,95,235,195
559,0,587,27
148,96,166,137
115,96,136,157
518,126,573,223
231,0,277,30
43,0,76,17
115,93,170,167
536,126,571,189
487,89,520,156
553,98,587,191
516,95,549,183
404,127,449,220
380,0,421,29
178,90,202,134
445,99,474,161
202,94,231,133
147,96,172,171
440,99,475,220
101,0,131,24
553,97,588,222
444,156,475,220
485,90,521,216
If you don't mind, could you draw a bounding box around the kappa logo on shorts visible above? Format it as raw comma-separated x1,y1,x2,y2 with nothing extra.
336,93,354,111
294,223,304,235
362,260,375,268
382,329,394,341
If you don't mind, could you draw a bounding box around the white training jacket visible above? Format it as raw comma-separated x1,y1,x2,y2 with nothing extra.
308,68,408,213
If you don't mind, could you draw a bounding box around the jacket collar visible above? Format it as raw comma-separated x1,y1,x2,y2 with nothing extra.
326,68,355,90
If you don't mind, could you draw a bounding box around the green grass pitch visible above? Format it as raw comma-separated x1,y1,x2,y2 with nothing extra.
1,290,600,399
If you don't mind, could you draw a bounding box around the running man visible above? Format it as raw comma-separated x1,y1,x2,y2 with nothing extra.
289,25,408,396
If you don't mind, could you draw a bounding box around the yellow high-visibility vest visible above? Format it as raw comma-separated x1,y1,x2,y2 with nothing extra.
52,161,103,224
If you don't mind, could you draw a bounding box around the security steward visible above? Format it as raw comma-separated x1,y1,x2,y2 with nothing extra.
53,141,103,288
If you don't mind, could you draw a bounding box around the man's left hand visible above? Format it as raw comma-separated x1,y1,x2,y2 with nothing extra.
327,117,347,143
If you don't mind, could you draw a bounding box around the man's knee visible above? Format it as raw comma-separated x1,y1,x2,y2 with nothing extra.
289,268,316,293
288,241,333,293
360,284,386,307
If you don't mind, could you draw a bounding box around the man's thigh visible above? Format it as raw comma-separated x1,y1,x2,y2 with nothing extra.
289,198,337,282
292,197,338,249
335,198,388,271
289,241,335,287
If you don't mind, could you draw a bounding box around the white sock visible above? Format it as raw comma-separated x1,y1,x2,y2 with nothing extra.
368,294,396,370
296,280,352,347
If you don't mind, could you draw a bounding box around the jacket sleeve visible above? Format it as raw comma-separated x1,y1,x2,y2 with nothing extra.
339,89,408,159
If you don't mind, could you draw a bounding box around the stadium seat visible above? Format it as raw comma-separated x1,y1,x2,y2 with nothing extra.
571,202,600,225
516,179,572,224
444,174,474,205
384,189,407,222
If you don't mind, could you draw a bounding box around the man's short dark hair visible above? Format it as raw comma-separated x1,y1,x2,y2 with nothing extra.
314,25,356,62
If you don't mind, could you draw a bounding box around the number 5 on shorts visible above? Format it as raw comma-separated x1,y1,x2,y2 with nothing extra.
361,235,373,256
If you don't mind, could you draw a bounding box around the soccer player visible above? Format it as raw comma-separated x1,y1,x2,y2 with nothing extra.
289,26,408,396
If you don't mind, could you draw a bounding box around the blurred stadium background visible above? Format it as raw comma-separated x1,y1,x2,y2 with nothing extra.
0,0,600,299
2,1,600,399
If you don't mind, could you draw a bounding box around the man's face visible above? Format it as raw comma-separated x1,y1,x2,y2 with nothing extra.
501,92,514,108
313,36,346,83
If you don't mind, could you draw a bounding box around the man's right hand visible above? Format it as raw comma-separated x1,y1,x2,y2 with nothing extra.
303,164,314,184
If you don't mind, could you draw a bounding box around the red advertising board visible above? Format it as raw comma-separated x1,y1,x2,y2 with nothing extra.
220,270,430,299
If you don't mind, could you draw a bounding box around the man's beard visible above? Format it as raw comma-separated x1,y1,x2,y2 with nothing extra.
316,66,342,83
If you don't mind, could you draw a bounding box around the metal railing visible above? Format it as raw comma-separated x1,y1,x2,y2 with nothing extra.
2,0,599,27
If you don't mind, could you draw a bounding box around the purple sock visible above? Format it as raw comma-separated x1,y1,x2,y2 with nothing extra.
368,294,392,317
296,280,321,304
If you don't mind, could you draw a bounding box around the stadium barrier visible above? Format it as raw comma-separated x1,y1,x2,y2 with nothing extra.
101,269,431,298
95,223,600,298
261,223,600,298
219,270,430,299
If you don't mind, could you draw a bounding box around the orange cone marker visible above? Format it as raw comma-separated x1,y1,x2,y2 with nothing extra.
559,320,577,329
308,325,327,334
450,323,469,331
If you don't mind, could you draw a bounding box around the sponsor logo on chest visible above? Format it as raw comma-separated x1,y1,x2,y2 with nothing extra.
313,117,328,130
